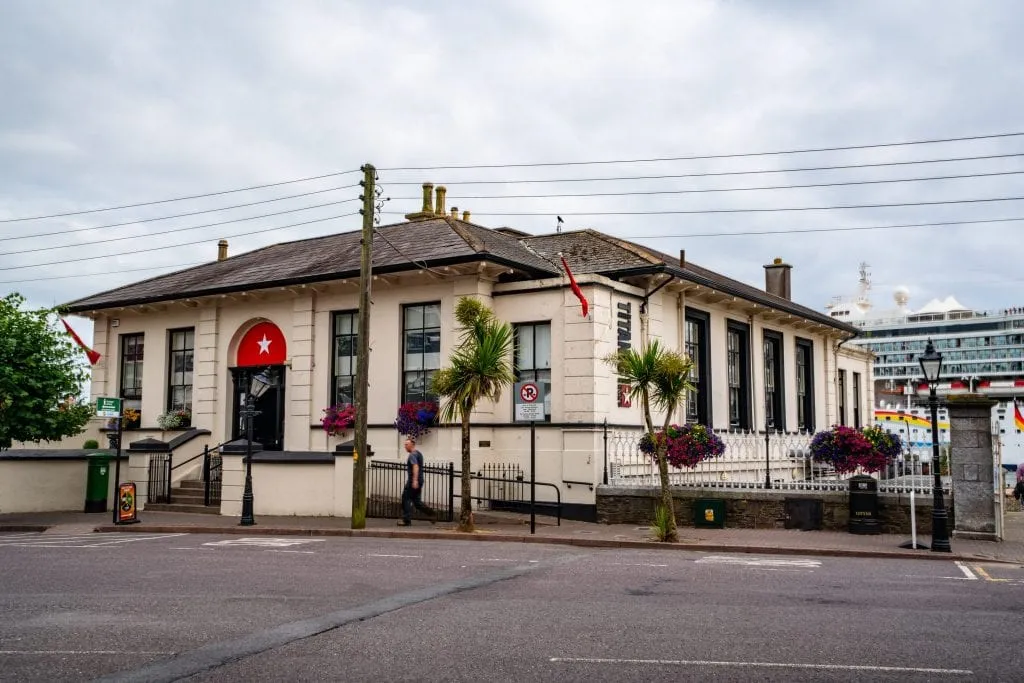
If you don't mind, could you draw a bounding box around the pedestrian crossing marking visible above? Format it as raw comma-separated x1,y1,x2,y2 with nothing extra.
0,533,185,547
696,555,821,568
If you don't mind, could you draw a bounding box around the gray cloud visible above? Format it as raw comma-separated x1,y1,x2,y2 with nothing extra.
2,0,1024,344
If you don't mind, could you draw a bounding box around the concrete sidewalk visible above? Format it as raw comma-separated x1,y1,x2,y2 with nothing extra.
3,509,1024,564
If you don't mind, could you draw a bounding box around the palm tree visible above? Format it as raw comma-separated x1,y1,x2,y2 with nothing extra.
432,298,515,532
606,340,694,542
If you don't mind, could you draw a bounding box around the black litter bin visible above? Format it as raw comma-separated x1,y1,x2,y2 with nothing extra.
848,474,881,535
84,453,111,513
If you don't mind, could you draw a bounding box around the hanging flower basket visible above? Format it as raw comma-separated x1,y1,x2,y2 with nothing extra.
321,404,356,437
809,424,901,474
394,401,438,439
157,408,192,430
639,423,726,469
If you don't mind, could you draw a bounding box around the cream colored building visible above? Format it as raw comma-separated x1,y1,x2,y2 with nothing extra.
39,185,872,520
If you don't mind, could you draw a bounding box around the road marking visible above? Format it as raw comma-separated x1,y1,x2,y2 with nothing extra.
549,657,971,675
267,550,315,554
0,650,175,656
0,534,185,548
203,538,325,548
611,562,669,567
367,553,422,558
695,555,821,568
749,568,814,573
955,561,978,580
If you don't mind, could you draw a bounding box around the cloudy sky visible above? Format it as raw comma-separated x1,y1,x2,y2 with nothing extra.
3,0,1024,342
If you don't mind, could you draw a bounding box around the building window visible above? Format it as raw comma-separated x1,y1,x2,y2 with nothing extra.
795,338,815,432
727,321,751,430
852,372,862,429
403,302,441,404
167,328,194,411
685,309,711,425
514,322,551,420
763,330,784,431
331,311,358,406
120,333,144,413
838,370,847,426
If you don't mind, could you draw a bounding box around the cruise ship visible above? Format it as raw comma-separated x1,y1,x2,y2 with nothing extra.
826,263,1024,471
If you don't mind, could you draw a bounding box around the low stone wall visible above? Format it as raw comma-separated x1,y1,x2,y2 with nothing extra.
597,486,938,535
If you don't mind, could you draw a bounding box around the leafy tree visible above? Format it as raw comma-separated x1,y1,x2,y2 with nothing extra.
606,340,694,542
432,298,515,532
0,294,93,450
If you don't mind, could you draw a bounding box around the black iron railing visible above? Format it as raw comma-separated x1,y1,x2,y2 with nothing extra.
368,461,455,522
148,453,172,504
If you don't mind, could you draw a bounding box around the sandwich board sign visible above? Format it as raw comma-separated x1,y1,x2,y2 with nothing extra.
96,397,122,418
514,381,545,422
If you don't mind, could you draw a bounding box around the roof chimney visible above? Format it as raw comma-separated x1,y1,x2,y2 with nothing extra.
218,239,228,262
679,249,686,269
404,182,437,221
764,257,792,300
435,186,447,217
450,206,459,219
462,210,471,222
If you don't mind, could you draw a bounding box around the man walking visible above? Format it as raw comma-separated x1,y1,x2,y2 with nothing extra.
400,437,437,526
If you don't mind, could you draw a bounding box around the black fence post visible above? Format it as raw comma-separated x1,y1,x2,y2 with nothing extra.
202,446,211,507
166,452,173,504
447,463,455,522
603,418,609,485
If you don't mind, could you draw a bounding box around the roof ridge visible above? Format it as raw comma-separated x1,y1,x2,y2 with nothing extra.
584,230,664,265
446,217,486,252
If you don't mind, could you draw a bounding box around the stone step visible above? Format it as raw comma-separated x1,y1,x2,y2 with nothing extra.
168,493,206,505
144,503,220,515
178,480,205,490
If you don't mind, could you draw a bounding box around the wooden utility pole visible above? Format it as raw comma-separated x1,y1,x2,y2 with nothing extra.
351,164,375,529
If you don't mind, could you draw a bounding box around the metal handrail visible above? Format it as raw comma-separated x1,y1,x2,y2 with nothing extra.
170,437,235,472
452,469,562,526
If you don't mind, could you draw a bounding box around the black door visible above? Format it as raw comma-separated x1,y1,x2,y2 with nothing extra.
231,365,286,451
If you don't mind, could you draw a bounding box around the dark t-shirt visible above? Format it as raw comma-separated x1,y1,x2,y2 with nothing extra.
406,449,425,486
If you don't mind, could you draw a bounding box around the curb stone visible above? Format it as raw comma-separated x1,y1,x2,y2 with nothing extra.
90,523,1019,564
0,525,50,533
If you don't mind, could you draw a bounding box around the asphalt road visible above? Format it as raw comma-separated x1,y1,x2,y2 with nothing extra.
1,530,1022,682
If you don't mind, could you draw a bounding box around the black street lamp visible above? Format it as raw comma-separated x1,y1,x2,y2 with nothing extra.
240,369,272,527
918,339,951,553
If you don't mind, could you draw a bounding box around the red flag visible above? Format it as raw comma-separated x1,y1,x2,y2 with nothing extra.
61,318,101,365
560,255,589,317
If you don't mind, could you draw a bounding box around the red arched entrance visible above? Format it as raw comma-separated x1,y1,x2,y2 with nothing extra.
232,321,288,451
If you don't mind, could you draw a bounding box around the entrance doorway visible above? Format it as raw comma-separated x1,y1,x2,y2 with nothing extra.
230,365,286,451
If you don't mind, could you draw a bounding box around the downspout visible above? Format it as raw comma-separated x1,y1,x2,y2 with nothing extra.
639,273,674,344
749,312,759,435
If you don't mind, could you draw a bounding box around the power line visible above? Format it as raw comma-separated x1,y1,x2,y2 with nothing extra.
0,198,360,256
0,211,360,272
384,194,1024,217
631,216,1024,238
372,226,446,276
0,171,362,223
384,169,1024,202
379,131,1024,171
0,261,208,286
4,212,1022,286
382,153,1024,186
0,189,359,244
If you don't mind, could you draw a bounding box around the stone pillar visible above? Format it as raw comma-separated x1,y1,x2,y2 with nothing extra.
288,294,316,450
194,306,221,435
947,395,999,541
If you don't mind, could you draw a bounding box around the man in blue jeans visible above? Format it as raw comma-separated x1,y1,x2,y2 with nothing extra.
399,437,437,526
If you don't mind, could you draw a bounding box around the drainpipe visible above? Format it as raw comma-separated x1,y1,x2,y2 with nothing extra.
749,312,759,435
640,274,675,344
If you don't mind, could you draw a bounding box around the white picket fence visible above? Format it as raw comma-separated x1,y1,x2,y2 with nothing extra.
606,429,940,494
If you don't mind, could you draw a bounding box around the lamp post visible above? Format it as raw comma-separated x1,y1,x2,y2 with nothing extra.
239,369,272,527
918,339,951,553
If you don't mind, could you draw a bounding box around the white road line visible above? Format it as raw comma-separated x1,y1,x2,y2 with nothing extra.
695,555,821,568
955,561,979,580
0,650,175,656
611,562,669,567
0,534,185,548
266,550,315,554
549,657,972,675
367,553,422,558
203,538,326,548
480,558,519,562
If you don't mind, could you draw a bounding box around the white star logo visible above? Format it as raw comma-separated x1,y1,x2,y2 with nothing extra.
256,334,272,355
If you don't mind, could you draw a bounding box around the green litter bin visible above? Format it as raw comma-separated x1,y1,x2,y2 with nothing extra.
694,498,726,528
84,454,112,513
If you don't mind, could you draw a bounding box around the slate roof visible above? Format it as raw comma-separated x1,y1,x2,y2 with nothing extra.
65,218,854,333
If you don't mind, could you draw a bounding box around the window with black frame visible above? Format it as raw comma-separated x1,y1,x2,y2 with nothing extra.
167,328,194,411
763,330,784,431
120,333,144,424
838,369,847,426
514,322,551,420
402,303,441,404
795,338,815,432
852,371,862,429
684,310,711,425
331,311,358,406
727,322,750,430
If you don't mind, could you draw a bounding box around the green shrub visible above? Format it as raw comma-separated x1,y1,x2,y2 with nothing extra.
650,504,674,542
83,439,99,449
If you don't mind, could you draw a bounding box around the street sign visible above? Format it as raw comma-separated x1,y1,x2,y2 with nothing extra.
514,381,544,422
96,397,122,418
